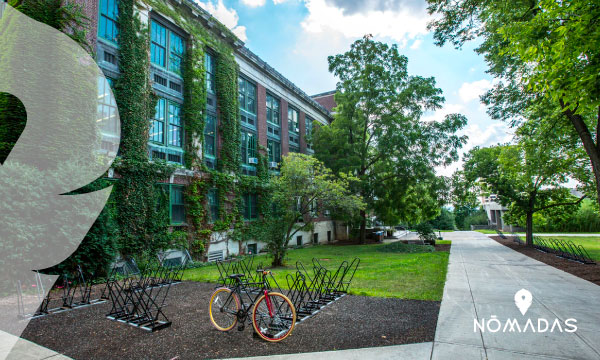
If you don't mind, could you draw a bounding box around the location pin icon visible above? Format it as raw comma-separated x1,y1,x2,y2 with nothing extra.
515,289,533,315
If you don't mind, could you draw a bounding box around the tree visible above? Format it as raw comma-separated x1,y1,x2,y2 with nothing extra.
264,153,364,267
450,170,482,230
463,141,585,246
427,0,600,209
314,36,467,243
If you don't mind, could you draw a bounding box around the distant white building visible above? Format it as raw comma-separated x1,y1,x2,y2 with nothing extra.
480,194,513,231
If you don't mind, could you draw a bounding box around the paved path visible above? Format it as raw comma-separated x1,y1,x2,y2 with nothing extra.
226,342,433,360
434,231,600,360
1,331,70,360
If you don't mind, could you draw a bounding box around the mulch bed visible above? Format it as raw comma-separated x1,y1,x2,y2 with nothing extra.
491,236,600,286
20,282,440,360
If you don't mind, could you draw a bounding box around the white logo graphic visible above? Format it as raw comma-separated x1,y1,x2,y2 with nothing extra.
474,289,577,333
514,289,533,315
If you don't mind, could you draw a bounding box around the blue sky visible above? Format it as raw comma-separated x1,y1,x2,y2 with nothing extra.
196,0,513,175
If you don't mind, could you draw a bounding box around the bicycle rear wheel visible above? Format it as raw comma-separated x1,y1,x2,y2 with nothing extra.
252,292,296,342
209,287,240,331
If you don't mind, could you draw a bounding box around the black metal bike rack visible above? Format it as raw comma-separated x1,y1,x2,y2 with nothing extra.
105,260,178,332
532,236,596,264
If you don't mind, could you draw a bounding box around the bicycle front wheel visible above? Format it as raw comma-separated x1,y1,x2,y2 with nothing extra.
209,287,240,331
252,292,296,342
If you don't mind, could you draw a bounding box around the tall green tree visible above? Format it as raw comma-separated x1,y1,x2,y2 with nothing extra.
314,36,467,243
463,141,585,246
427,0,600,209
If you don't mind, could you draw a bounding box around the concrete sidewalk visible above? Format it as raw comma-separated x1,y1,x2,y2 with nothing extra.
434,231,600,359
1,331,70,360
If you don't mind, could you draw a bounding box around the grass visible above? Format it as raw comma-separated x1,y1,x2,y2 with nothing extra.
436,240,452,245
538,236,600,262
183,243,450,301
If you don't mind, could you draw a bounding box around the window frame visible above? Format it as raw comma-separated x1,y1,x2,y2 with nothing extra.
208,188,220,223
98,0,119,44
169,184,186,225
267,139,281,163
205,52,216,95
266,93,280,126
242,193,258,221
288,106,299,134
204,112,217,159
150,18,185,77
241,130,258,165
238,77,257,115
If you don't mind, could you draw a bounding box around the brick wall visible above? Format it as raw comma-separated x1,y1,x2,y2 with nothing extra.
280,99,289,156
256,83,267,151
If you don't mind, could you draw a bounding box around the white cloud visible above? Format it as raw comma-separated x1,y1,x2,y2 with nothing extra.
409,39,422,50
273,0,290,3
195,0,247,41
241,0,266,7
458,79,493,103
436,122,513,177
300,0,430,44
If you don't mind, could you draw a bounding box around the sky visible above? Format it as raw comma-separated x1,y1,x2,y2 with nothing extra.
194,0,515,176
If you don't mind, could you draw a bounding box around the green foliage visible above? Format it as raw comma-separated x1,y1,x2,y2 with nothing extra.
462,141,585,244
264,153,365,266
427,0,600,209
215,56,240,173
415,222,437,245
428,208,455,230
462,208,489,230
377,241,435,253
314,35,467,242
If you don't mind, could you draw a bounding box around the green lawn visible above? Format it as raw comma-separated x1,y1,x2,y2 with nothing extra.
474,229,499,234
436,240,452,245
538,236,600,262
183,244,450,301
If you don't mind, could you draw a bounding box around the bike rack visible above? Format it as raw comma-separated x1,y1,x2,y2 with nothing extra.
532,236,596,265
105,260,176,332
16,265,108,320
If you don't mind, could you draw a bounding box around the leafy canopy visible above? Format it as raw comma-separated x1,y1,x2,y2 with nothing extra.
315,36,467,233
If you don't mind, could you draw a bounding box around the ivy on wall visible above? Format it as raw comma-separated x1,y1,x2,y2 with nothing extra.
112,0,174,257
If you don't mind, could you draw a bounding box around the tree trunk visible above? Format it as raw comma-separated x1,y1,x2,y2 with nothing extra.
562,103,600,211
525,211,534,247
359,209,367,244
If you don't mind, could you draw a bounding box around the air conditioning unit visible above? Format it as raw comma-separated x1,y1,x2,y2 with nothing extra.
248,157,258,164
269,161,278,169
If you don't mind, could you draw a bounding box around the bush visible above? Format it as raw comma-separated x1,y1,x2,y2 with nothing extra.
415,223,437,245
463,208,489,230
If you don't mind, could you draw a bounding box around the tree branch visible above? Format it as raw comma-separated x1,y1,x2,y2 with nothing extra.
534,195,586,212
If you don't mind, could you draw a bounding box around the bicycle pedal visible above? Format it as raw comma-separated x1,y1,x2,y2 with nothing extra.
237,324,245,331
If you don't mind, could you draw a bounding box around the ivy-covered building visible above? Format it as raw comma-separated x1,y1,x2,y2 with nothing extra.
84,0,336,260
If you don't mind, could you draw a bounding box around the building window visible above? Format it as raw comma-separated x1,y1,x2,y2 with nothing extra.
208,188,219,222
149,97,184,164
267,139,281,163
99,0,118,43
266,93,280,125
241,131,257,165
98,76,119,153
204,113,216,158
305,116,313,150
238,77,256,114
242,193,258,220
150,98,166,144
288,107,299,133
170,185,185,224
206,53,215,94
168,102,182,147
151,20,184,76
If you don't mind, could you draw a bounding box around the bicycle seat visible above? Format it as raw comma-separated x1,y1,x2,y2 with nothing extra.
228,274,245,279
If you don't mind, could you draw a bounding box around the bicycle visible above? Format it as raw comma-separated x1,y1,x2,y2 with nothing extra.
209,269,297,342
